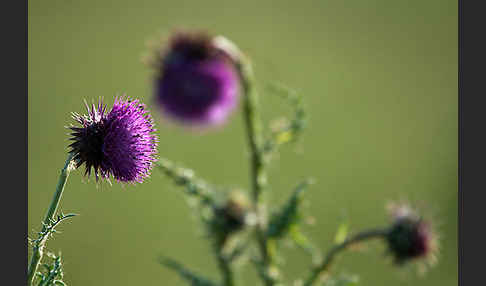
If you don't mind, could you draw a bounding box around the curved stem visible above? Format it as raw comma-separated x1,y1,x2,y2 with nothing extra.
27,154,74,286
303,228,388,286
237,56,277,285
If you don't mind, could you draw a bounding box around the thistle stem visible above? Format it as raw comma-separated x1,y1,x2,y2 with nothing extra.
27,153,74,286
303,228,388,286
237,56,277,285
216,243,234,286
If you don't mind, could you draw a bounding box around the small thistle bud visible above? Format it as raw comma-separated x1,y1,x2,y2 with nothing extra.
385,203,438,266
212,192,250,240
150,30,241,126
68,97,158,183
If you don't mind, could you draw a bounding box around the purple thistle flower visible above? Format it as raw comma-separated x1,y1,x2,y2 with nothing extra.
152,31,240,126
69,97,158,183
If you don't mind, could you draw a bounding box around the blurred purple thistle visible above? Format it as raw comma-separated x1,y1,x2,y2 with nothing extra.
152,31,240,126
69,97,158,183
385,203,438,265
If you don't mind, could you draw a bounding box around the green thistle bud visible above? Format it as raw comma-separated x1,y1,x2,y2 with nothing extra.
211,192,250,243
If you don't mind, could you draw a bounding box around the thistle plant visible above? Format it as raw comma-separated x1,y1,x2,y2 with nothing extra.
148,30,440,286
28,29,439,286
27,97,158,285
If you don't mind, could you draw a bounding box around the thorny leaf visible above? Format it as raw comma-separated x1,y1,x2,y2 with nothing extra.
30,213,78,247
321,274,359,286
267,180,313,239
36,254,67,286
289,224,317,255
263,82,306,158
157,158,215,207
159,256,219,286
334,222,349,245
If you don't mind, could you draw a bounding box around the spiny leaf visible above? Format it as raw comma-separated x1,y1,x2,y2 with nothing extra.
156,158,215,206
36,254,66,286
267,238,278,261
31,213,78,247
42,263,52,273
267,179,313,239
322,274,359,286
263,82,306,156
159,256,218,286
289,224,317,255
334,222,349,244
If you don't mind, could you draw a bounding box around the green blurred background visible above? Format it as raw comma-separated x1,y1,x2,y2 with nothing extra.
28,0,457,285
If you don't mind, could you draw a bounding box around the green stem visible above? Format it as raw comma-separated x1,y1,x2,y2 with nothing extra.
27,153,74,286
237,55,277,285
218,256,234,286
216,241,234,286
303,228,388,286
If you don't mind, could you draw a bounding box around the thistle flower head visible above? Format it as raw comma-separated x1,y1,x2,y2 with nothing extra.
385,203,439,268
150,30,241,126
69,97,158,183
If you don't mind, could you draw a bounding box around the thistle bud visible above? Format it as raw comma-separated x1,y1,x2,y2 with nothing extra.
212,192,250,241
385,203,438,266
150,30,241,127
